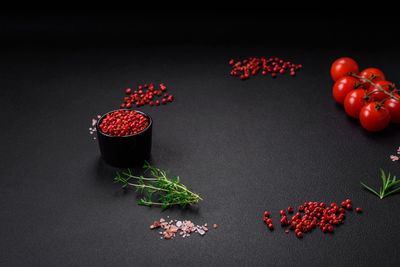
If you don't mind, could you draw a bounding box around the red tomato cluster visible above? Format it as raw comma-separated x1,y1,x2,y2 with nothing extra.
331,57,400,132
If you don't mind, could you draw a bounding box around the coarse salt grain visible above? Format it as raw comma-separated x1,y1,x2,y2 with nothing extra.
149,218,217,240
88,115,101,139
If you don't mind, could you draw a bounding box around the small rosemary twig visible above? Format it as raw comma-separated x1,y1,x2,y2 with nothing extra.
361,169,400,199
114,162,202,209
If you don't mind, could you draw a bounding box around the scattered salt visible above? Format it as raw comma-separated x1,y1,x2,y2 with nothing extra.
149,218,217,240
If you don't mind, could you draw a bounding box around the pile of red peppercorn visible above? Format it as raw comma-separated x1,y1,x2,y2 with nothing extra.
229,57,302,80
121,83,174,108
263,199,362,238
99,110,150,137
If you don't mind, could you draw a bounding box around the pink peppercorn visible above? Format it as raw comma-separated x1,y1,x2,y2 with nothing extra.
99,110,149,137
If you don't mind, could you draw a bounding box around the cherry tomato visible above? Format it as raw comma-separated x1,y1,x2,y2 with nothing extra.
332,76,359,104
367,80,396,101
359,102,391,132
359,68,385,89
330,57,359,82
344,89,367,119
384,94,400,123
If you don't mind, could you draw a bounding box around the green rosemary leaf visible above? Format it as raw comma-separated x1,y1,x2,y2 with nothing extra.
380,168,386,186
361,169,400,199
360,182,380,197
383,186,400,197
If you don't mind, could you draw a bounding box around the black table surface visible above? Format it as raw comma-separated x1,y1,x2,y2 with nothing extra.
1,10,400,267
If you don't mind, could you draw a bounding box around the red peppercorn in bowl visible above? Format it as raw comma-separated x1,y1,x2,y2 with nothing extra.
96,109,152,167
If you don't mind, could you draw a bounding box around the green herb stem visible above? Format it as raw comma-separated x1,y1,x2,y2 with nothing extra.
361,169,400,199
114,161,202,208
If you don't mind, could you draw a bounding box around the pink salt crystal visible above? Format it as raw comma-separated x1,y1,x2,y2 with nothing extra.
390,155,399,162
213,224,217,229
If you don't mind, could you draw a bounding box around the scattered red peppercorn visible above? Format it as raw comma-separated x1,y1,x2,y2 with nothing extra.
268,223,274,230
263,199,362,239
287,207,294,213
121,83,174,108
264,211,270,217
229,57,302,80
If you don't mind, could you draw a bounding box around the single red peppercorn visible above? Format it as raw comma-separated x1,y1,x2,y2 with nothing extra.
268,223,274,230
271,73,277,78
125,88,131,94
356,207,362,213
264,211,270,217
126,102,132,108
346,204,352,210
266,218,272,224
298,205,304,212
287,207,294,213
155,100,160,106
296,231,303,238
280,209,286,216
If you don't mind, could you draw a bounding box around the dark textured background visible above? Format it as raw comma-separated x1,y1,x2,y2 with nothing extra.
1,9,400,266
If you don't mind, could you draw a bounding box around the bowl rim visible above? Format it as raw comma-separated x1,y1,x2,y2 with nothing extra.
96,109,152,138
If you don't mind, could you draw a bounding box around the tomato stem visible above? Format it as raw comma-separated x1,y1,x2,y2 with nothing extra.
349,72,400,101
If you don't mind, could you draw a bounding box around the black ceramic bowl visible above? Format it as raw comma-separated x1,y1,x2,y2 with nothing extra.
96,109,152,167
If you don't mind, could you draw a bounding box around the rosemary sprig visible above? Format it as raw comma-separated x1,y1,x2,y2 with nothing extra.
113,162,202,209
361,169,400,199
